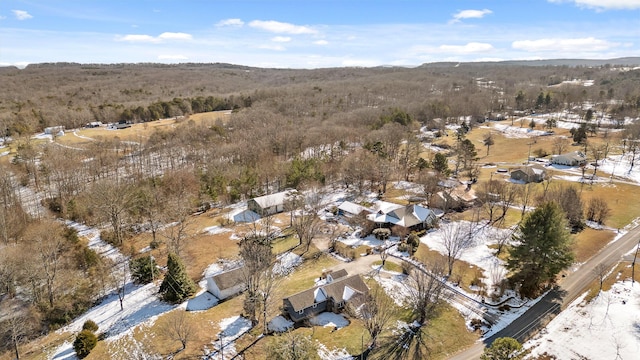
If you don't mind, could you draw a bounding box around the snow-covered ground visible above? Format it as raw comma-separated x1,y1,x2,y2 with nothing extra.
267,315,294,333
318,344,354,360
492,123,551,139
309,312,350,329
525,280,640,359
51,282,177,359
597,153,640,184
420,221,512,289
203,316,253,359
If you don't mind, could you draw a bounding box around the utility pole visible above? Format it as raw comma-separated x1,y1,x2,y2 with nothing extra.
632,236,640,286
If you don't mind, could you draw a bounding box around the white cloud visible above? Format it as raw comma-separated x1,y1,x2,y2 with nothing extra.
512,37,617,52
12,10,33,20
117,32,192,43
217,18,244,27
450,9,492,23
548,0,640,10
158,54,188,60
271,36,291,43
438,42,495,54
314,40,329,45
0,15,6,20
257,44,286,51
118,34,158,43
158,32,192,41
249,20,316,34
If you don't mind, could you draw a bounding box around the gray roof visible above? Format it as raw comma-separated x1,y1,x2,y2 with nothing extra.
367,203,435,227
511,164,546,177
285,275,368,312
327,269,348,280
211,267,246,291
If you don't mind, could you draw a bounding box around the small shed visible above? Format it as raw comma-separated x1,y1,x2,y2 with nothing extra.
247,190,295,216
206,267,246,300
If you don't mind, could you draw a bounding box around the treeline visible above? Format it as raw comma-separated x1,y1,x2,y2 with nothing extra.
2,62,639,136
116,94,251,123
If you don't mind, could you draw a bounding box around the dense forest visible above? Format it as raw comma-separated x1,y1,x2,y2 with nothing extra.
1,59,639,359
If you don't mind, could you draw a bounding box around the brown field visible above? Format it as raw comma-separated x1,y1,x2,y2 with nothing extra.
573,227,616,263
414,245,487,294
56,110,231,146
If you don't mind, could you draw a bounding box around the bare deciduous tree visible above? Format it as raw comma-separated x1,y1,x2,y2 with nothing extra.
374,262,448,360
90,180,139,246
586,197,611,225
593,263,609,293
290,188,325,252
552,136,571,155
440,221,477,277
358,286,396,349
161,310,193,351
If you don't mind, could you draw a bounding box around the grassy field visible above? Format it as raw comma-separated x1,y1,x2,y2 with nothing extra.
414,245,486,294
56,110,231,146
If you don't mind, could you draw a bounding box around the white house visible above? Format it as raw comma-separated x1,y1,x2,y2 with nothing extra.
247,189,296,216
44,126,65,136
551,151,587,166
367,201,437,232
206,267,246,300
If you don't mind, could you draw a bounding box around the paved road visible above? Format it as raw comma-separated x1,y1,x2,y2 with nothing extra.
448,224,640,360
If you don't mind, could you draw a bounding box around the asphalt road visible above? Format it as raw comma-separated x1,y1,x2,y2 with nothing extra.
448,224,640,360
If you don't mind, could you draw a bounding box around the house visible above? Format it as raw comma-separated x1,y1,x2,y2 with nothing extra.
366,201,437,232
85,121,102,128
44,126,65,136
206,267,246,300
429,180,477,211
510,164,547,183
337,201,373,217
247,189,296,217
551,151,587,166
283,270,368,323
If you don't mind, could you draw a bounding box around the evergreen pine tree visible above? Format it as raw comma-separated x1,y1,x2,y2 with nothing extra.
507,201,574,297
481,337,523,360
130,255,159,284
159,253,197,303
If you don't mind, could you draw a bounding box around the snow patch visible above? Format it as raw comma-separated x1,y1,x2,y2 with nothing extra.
309,312,350,329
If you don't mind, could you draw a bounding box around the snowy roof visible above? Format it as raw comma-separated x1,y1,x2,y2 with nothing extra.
555,151,587,161
367,204,436,228
337,201,373,215
250,189,295,208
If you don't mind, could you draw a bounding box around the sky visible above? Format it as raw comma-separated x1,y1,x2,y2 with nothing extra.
1,0,639,69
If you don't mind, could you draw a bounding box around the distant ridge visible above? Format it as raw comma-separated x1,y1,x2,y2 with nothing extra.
420,57,640,68
2,57,640,71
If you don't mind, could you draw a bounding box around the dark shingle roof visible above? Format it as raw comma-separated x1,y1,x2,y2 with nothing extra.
211,267,245,291
327,269,348,280
284,274,368,312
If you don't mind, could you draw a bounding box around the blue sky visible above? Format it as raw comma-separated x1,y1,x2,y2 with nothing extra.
1,0,639,68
